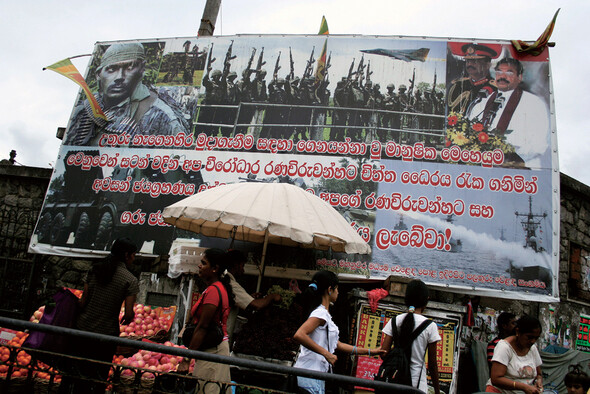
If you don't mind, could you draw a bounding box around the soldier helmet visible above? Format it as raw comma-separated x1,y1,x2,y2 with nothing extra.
228,71,237,80
98,42,145,71
277,78,286,85
399,84,407,90
259,69,267,77
365,80,373,87
436,91,444,97
387,83,395,90
211,69,222,78
374,83,380,90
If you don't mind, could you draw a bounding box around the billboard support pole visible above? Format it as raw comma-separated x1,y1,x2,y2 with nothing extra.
198,0,221,36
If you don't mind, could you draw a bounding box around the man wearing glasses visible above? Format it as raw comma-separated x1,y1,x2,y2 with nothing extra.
467,57,549,168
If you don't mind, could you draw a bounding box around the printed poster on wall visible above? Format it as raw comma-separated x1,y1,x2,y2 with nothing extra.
30,35,559,301
576,313,590,353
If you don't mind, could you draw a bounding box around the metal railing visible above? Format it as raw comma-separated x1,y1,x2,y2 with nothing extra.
0,316,421,393
194,102,446,143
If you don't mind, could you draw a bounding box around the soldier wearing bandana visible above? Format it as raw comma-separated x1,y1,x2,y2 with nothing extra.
64,42,190,146
447,43,499,115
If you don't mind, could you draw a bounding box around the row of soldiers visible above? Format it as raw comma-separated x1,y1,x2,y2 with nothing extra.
196,43,445,143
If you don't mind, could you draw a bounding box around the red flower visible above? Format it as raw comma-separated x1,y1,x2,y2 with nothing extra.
478,132,489,143
445,138,451,147
472,122,484,132
447,115,458,126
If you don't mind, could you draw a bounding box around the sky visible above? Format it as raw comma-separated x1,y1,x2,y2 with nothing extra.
1,0,588,186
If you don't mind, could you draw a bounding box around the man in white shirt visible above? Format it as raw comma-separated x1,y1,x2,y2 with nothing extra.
467,57,549,169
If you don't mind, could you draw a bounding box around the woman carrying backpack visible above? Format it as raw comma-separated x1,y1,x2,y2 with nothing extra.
293,270,384,394
379,279,441,394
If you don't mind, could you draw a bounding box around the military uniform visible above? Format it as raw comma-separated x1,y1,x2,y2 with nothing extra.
65,83,190,146
448,76,497,115
447,43,499,115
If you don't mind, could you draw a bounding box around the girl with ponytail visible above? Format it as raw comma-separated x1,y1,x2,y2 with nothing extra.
379,279,441,393
293,270,384,394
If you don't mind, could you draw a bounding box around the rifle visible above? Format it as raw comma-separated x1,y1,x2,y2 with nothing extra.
302,47,315,80
288,47,295,81
273,51,281,81
245,47,256,78
325,51,332,84
222,40,237,79
366,60,373,85
408,68,416,97
205,44,215,75
255,47,266,75
355,55,365,85
431,69,437,96
346,58,356,86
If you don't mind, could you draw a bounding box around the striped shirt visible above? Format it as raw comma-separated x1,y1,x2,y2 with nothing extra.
76,262,139,336
487,337,501,367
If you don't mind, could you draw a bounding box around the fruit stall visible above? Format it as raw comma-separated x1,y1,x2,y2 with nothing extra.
0,288,186,393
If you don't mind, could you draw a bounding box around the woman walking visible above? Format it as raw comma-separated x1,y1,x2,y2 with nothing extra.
183,248,235,394
379,279,441,394
60,238,139,393
293,270,383,394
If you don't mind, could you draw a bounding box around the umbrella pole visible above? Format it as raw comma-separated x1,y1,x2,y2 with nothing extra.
256,230,270,293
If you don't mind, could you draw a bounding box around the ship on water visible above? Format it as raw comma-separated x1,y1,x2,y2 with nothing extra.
509,196,552,290
394,214,408,230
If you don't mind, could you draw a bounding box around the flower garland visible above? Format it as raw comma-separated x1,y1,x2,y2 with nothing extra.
445,112,515,153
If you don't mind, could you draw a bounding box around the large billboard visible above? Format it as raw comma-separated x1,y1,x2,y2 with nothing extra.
30,35,559,301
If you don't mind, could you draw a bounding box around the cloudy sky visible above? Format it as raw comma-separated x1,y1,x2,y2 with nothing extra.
1,0,588,186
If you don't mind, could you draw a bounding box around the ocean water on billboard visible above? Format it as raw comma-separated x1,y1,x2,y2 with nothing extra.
372,242,550,295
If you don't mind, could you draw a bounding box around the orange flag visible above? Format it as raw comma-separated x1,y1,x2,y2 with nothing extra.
44,58,108,122
511,9,560,56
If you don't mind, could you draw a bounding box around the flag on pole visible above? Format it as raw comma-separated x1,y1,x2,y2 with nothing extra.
511,9,560,56
314,16,329,84
44,58,108,121
318,15,329,35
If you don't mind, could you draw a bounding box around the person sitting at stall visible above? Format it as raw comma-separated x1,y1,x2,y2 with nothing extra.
486,315,543,394
225,249,281,342
293,270,384,394
564,364,590,394
180,248,235,394
488,312,517,370
379,279,441,394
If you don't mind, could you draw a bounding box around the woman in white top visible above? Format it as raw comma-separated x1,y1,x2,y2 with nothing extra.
486,315,543,394
293,270,384,394
379,279,441,393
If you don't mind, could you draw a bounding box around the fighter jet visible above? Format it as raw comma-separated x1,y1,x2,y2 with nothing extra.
360,48,430,62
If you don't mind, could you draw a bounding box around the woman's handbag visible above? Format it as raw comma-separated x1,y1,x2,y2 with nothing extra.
23,288,80,364
182,284,224,350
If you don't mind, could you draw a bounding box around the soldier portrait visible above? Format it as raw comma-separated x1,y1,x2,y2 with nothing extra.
446,42,502,116
64,42,191,146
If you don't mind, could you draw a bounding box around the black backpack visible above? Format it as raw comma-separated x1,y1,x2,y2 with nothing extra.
375,318,434,389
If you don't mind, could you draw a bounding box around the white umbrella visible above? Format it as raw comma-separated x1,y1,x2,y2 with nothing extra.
162,182,371,287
